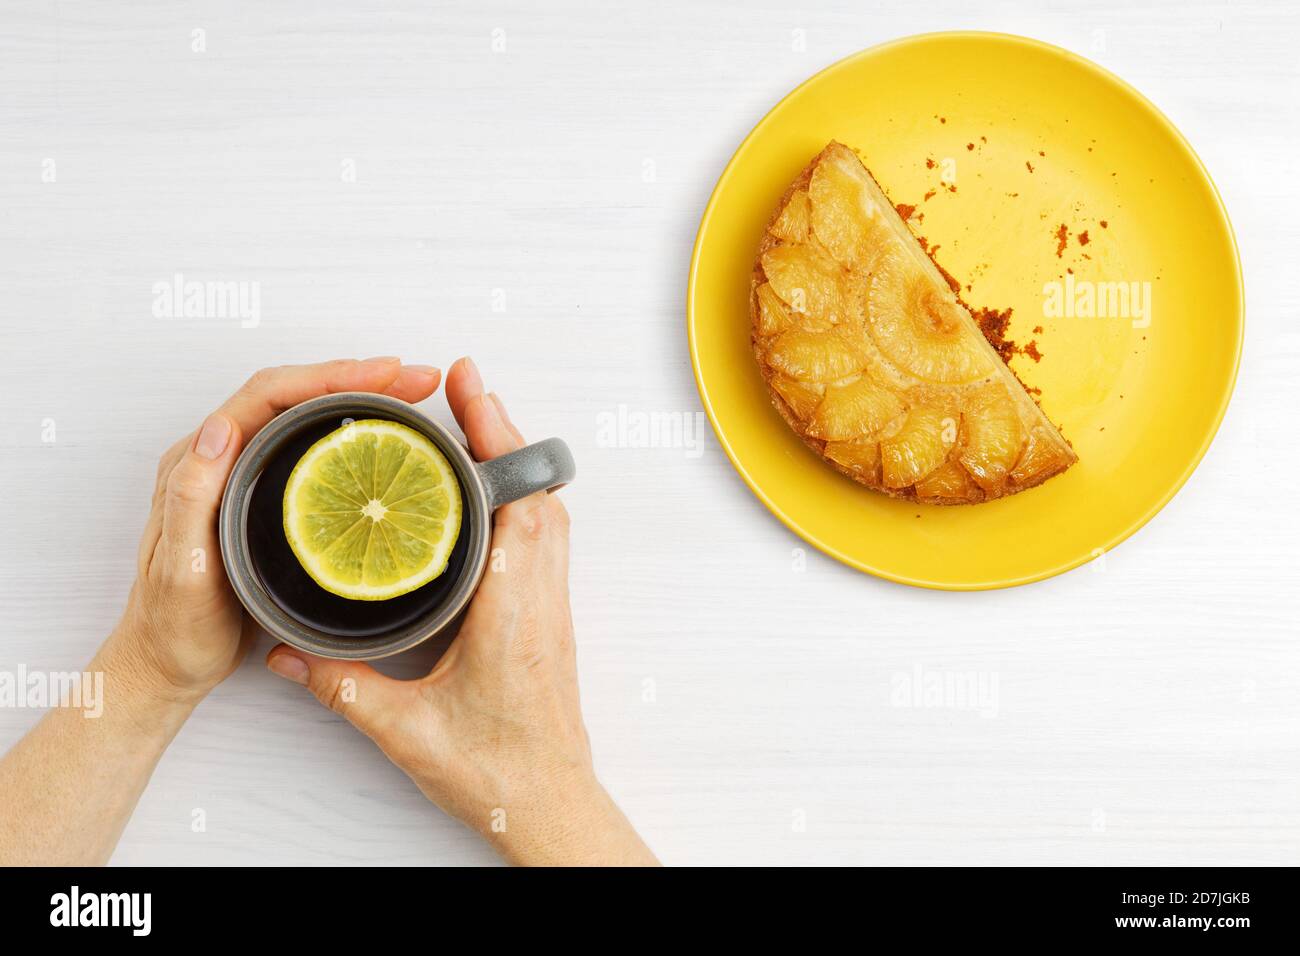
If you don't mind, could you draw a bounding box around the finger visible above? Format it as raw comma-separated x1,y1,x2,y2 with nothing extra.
383,364,442,402
445,359,521,461
137,433,193,573
152,433,194,506
219,357,425,440
463,392,521,461
266,646,408,742
453,373,557,561
461,496,573,667
443,356,483,436
488,392,526,446
153,412,244,582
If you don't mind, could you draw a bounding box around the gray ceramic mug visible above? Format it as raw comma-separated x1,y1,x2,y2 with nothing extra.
218,392,575,660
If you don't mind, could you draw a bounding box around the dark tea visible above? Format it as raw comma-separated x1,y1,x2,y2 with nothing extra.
246,414,473,639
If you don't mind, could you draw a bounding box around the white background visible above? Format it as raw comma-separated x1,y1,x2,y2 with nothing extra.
1,0,1297,866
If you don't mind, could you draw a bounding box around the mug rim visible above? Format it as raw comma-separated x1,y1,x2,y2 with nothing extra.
218,392,492,660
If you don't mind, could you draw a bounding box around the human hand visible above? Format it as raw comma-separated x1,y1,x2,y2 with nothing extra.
108,357,443,705
266,358,657,866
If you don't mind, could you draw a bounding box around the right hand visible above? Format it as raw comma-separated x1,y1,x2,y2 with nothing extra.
266,358,657,866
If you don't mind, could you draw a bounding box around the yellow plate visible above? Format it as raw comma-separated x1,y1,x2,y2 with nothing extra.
687,32,1243,590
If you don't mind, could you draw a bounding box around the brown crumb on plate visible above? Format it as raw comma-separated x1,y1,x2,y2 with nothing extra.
1054,223,1069,258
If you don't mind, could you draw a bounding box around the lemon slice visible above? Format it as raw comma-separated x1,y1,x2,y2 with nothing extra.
282,419,462,600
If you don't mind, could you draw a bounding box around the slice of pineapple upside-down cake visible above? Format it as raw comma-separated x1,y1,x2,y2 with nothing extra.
750,142,1076,505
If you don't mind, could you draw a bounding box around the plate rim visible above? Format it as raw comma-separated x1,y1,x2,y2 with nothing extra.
686,30,1245,591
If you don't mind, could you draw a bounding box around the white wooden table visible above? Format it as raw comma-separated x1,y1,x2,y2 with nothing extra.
1,0,1296,866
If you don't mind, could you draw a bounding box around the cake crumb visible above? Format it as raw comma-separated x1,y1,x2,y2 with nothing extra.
971,306,1016,362
918,234,1048,368
968,305,1047,367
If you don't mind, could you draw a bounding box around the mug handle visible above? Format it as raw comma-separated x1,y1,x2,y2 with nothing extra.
476,437,576,510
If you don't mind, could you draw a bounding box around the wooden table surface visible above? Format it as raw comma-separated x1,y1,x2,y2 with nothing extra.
0,0,1296,865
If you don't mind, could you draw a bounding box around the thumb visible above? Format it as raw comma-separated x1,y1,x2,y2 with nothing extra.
158,413,242,580
266,645,405,741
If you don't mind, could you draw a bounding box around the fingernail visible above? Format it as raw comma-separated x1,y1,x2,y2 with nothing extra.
459,356,482,387
268,652,309,685
364,355,401,365
194,414,232,460
405,364,439,376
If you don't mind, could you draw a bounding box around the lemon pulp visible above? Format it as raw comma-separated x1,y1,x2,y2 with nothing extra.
282,419,462,600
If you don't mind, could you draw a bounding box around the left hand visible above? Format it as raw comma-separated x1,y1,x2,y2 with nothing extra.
108,357,443,703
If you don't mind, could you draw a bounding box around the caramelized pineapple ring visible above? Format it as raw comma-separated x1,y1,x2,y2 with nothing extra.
868,254,995,385
761,243,857,326
824,438,881,484
766,328,865,383
770,189,811,244
769,373,824,421
880,405,956,489
807,375,905,441
809,158,885,271
915,460,981,503
958,387,1025,494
